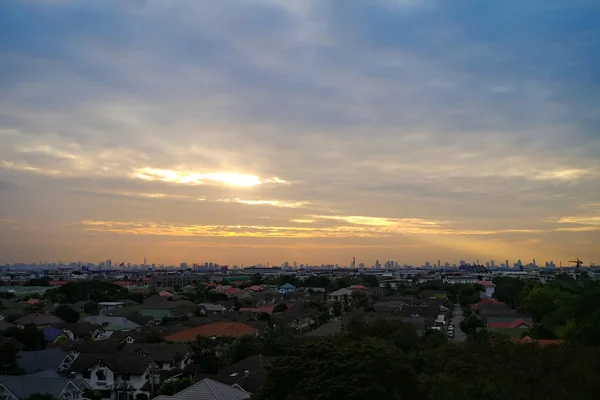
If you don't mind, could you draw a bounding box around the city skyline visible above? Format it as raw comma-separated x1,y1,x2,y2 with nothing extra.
1,0,599,264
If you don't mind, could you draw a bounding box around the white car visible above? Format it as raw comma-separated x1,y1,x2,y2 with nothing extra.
447,330,454,338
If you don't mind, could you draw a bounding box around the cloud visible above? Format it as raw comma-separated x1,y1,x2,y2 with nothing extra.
1,0,599,264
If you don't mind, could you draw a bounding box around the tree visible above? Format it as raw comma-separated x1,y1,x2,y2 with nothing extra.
332,301,342,317
227,334,259,364
24,278,51,287
460,313,485,337
157,378,193,396
83,389,103,400
272,303,287,313
191,335,222,373
45,280,129,304
135,394,148,400
250,273,263,285
83,302,98,315
0,340,23,375
53,304,80,323
254,338,421,400
4,326,45,349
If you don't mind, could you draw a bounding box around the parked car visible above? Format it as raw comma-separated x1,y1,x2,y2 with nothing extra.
447,330,454,338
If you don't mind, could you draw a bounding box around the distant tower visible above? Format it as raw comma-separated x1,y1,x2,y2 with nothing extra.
352,257,356,269
144,257,147,267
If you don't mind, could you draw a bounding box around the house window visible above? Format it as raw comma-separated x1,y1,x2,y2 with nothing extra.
83,370,91,379
96,369,106,381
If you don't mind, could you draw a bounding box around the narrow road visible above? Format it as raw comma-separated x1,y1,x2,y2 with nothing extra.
452,304,467,342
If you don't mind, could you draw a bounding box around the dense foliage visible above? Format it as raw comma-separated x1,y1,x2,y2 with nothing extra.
253,318,600,400
45,280,130,303
53,304,80,323
511,275,600,345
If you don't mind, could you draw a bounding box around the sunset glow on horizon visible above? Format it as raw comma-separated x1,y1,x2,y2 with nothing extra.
0,0,598,266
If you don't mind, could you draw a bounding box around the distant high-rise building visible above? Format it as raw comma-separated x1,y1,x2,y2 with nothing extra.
144,257,147,267
437,260,441,268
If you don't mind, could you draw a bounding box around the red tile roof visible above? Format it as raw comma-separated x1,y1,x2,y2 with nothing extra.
513,336,564,347
488,319,532,329
165,322,257,341
350,285,368,290
477,281,496,287
49,281,67,286
224,288,244,294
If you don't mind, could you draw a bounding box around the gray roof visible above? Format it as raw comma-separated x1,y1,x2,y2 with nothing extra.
82,315,141,330
328,288,352,297
15,314,64,326
304,320,342,337
0,320,15,331
17,348,69,374
0,370,82,399
153,378,250,400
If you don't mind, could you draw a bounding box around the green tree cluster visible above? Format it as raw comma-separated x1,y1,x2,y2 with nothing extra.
45,280,130,304
253,317,600,400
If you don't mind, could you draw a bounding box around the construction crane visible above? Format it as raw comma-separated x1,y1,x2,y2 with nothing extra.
569,258,584,268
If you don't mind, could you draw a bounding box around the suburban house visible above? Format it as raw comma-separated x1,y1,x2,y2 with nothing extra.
328,288,352,302
137,309,174,322
98,302,126,316
153,378,250,400
165,322,258,342
442,275,477,284
69,353,158,400
194,355,276,393
0,370,88,400
278,283,296,294
122,343,192,370
57,322,105,341
17,348,75,374
477,281,496,298
198,303,228,314
271,306,320,332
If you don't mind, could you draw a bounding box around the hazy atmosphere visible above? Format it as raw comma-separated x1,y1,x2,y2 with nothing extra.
1,0,599,265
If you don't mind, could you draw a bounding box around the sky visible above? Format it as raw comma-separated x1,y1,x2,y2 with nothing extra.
0,0,599,267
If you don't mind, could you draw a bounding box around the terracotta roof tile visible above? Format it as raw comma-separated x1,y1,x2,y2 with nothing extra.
165,322,257,341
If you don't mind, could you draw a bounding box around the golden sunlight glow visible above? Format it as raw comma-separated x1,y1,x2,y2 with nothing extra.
79,216,547,238
534,168,589,181
292,219,315,223
558,216,600,225
219,198,304,208
133,167,287,187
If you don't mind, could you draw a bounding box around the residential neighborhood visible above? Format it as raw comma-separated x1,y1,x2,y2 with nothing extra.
0,266,597,399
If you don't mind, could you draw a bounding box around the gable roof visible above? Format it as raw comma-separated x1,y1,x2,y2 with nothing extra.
153,378,250,400
42,327,62,342
17,348,69,374
488,319,532,329
138,309,173,321
0,372,82,399
69,353,154,375
56,322,102,337
122,343,190,363
477,281,496,287
48,340,122,354
15,314,64,326
329,288,352,297
278,283,296,290
165,322,257,341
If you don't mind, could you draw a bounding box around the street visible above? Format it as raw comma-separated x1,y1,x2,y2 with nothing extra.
451,304,467,342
